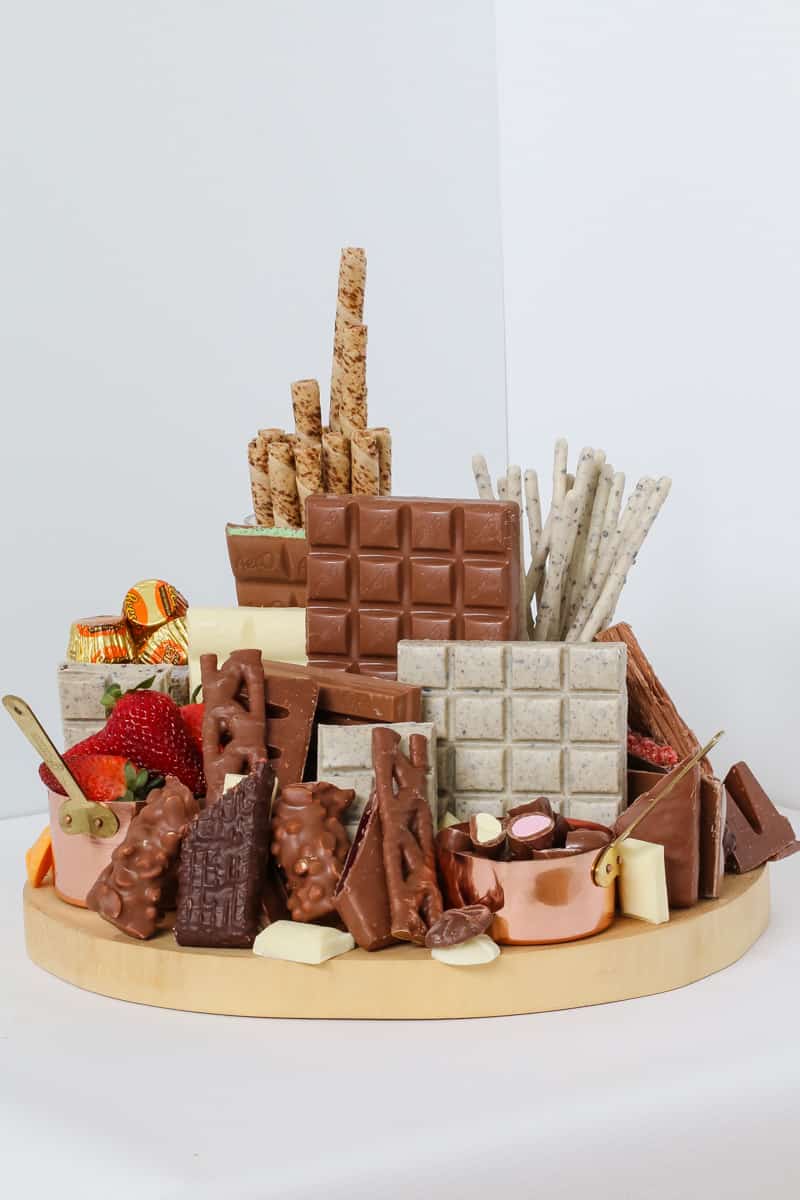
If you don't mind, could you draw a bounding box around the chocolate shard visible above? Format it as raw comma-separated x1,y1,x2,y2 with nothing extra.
200,649,267,806
723,762,798,872
175,761,274,948
614,757,701,908
333,798,395,951
425,905,493,949
86,777,199,940
597,624,713,776
699,775,727,898
373,726,443,944
271,781,353,922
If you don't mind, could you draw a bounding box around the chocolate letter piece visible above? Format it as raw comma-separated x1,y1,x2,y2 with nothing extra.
305,495,522,677
614,757,701,908
373,726,443,943
201,649,267,806
724,762,798,872
87,777,199,940
264,672,319,788
271,782,353,922
175,762,274,948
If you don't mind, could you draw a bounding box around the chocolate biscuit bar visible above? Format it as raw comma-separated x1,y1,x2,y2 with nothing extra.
305,495,522,677
175,762,274,948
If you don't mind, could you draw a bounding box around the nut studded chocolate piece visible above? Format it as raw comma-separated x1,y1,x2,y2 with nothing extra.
201,649,267,805
305,495,522,677
373,726,443,943
86,777,199,940
226,524,308,608
175,762,274,948
271,782,353,922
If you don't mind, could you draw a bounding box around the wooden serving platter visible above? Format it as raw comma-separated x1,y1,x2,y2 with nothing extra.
23,868,768,1020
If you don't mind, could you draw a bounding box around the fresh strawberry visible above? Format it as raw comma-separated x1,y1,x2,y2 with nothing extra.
39,755,158,802
61,690,205,796
180,702,204,758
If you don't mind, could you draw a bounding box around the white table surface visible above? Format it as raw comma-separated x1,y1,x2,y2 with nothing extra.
1,811,799,1200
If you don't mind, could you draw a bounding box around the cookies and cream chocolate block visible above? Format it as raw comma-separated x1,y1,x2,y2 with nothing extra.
305,495,522,677
187,606,306,692
396,640,627,820
316,721,437,832
57,661,186,749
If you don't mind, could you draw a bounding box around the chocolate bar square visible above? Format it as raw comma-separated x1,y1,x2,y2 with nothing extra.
305,496,522,676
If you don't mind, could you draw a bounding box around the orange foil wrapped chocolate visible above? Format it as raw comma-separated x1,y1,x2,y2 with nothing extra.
135,615,188,665
123,579,188,631
66,615,135,663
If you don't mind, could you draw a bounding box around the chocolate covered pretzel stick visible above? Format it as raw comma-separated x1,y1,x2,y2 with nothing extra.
373,726,442,944
200,649,267,806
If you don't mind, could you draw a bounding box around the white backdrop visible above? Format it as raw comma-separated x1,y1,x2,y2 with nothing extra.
496,1,800,808
2,2,798,819
0,1,505,816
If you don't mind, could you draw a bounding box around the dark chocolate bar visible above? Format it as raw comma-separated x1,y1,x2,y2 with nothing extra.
174,762,274,948
305,495,522,676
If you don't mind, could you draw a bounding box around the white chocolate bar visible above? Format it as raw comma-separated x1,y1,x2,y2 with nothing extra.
618,838,670,925
253,921,355,964
397,640,627,821
316,721,437,831
187,606,306,692
431,935,500,966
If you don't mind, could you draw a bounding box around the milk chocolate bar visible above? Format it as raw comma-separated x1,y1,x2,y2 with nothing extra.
614,757,701,908
264,673,319,787
87,776,199,939
305,495,522,677
226,524,308,608
175,762,274,948
724,762,798,872
200,650,267,805
333,798,394,950
261,659,421,724
270,782,353,922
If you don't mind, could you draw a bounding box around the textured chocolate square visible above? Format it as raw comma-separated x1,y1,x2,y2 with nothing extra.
397,640,627,821
305,496,522,676
316,721,438,831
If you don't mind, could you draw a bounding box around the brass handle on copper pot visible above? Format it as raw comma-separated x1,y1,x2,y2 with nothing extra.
2,694,119,838
593,730,725,888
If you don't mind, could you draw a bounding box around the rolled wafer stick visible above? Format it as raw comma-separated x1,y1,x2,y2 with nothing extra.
268,440,302,529
330,248,366,431
578,477,672,642
322,430,351,494
292,437,323,525
472,453,495,500
351,429,380,494
291,380,322,441
247,427,285,526
339,323,368,438
371,427,392,494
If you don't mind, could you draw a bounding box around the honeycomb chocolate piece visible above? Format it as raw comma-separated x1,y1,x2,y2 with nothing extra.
724,762,797,872
86,777,198,940
305,495,522,677
200,649,267,806
271,782,353,922
174,762,274,948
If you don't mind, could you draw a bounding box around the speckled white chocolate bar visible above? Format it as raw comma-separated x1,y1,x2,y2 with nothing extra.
58,662,189,749
396,641,627,820
316,721,438,831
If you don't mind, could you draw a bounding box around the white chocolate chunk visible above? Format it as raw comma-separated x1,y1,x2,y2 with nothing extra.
473,812,503,843
431,935,500,966
187,606,307,692
618,838,670,924
253,921,355,964
223,773,245,793
439,811,460,830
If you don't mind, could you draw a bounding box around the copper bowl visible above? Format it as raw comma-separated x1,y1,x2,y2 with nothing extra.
436,819,616,945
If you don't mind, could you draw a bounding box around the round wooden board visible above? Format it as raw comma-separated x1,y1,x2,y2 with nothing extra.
23,869,769,1020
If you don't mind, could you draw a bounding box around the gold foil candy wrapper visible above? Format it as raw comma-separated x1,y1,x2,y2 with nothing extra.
135,615,188,665
67,616,135,664
122,579,188,630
